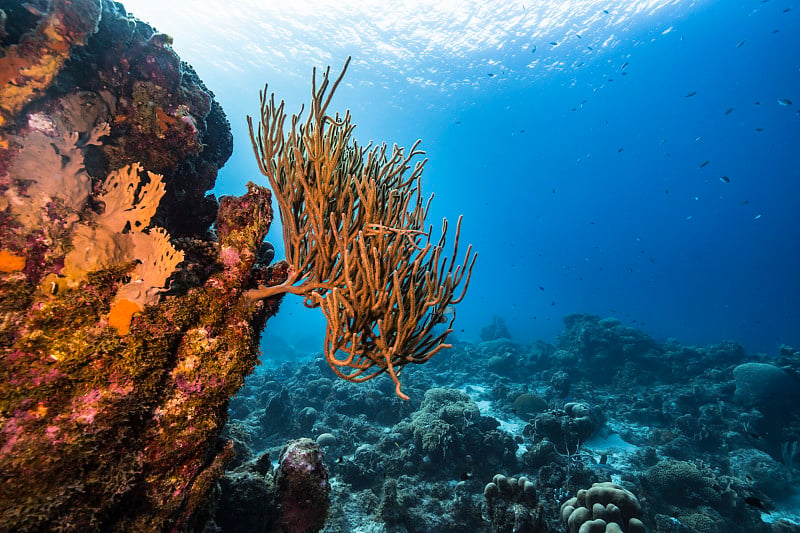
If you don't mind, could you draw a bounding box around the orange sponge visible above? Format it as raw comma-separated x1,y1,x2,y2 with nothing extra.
108,298,143,335
0,250,26,272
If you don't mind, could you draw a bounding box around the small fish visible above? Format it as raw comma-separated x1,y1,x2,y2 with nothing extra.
778,98,793,106
617,147,624,153
603,9,609,14
550,41,558,46
487,73,495,77
684,91,697,98
576,34,581,39
754,214,762,220
531,45,537,53
699,160,710,168
736,39,746,48
720,176,730,183
621,62,629,70
460,471,473,481
725,107,734,115
538,286,545,291
754,127,764,132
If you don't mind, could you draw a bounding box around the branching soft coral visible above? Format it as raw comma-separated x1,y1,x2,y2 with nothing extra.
247,58,476,399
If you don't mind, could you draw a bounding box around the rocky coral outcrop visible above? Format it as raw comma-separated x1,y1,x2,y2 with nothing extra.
0,3,279,530
204,438,330,533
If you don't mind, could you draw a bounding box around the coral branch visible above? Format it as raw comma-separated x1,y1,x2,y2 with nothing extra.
248,58,477,398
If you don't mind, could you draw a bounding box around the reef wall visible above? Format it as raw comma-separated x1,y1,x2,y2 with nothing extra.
0,1,285,530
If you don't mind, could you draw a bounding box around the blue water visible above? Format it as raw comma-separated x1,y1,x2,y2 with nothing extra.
128,0,799,355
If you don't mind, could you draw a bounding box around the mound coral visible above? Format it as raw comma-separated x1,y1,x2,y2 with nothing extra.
483,474,547,532
560,482,646,533
394,388,517,481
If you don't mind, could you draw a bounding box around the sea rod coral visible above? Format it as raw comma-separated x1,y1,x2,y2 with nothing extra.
247,57,477,400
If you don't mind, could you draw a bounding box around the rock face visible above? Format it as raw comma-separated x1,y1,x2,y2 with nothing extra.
0,2,283,530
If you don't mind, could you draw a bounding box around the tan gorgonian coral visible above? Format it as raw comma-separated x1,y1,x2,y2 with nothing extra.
247,58,476,399
58,162,184,333
5,122,108,231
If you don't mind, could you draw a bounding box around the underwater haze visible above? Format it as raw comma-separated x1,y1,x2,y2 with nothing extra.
128,0,800,357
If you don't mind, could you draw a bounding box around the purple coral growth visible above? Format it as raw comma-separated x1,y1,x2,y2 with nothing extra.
276,438,331,533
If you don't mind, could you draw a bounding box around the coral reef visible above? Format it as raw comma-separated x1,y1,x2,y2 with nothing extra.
218,313,800,532
481,315,512,341
527,402,598,455
0,2,277,530
403,387,519,481
556,314,664,384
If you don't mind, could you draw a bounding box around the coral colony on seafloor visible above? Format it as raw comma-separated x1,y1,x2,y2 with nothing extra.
0,0,473,531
